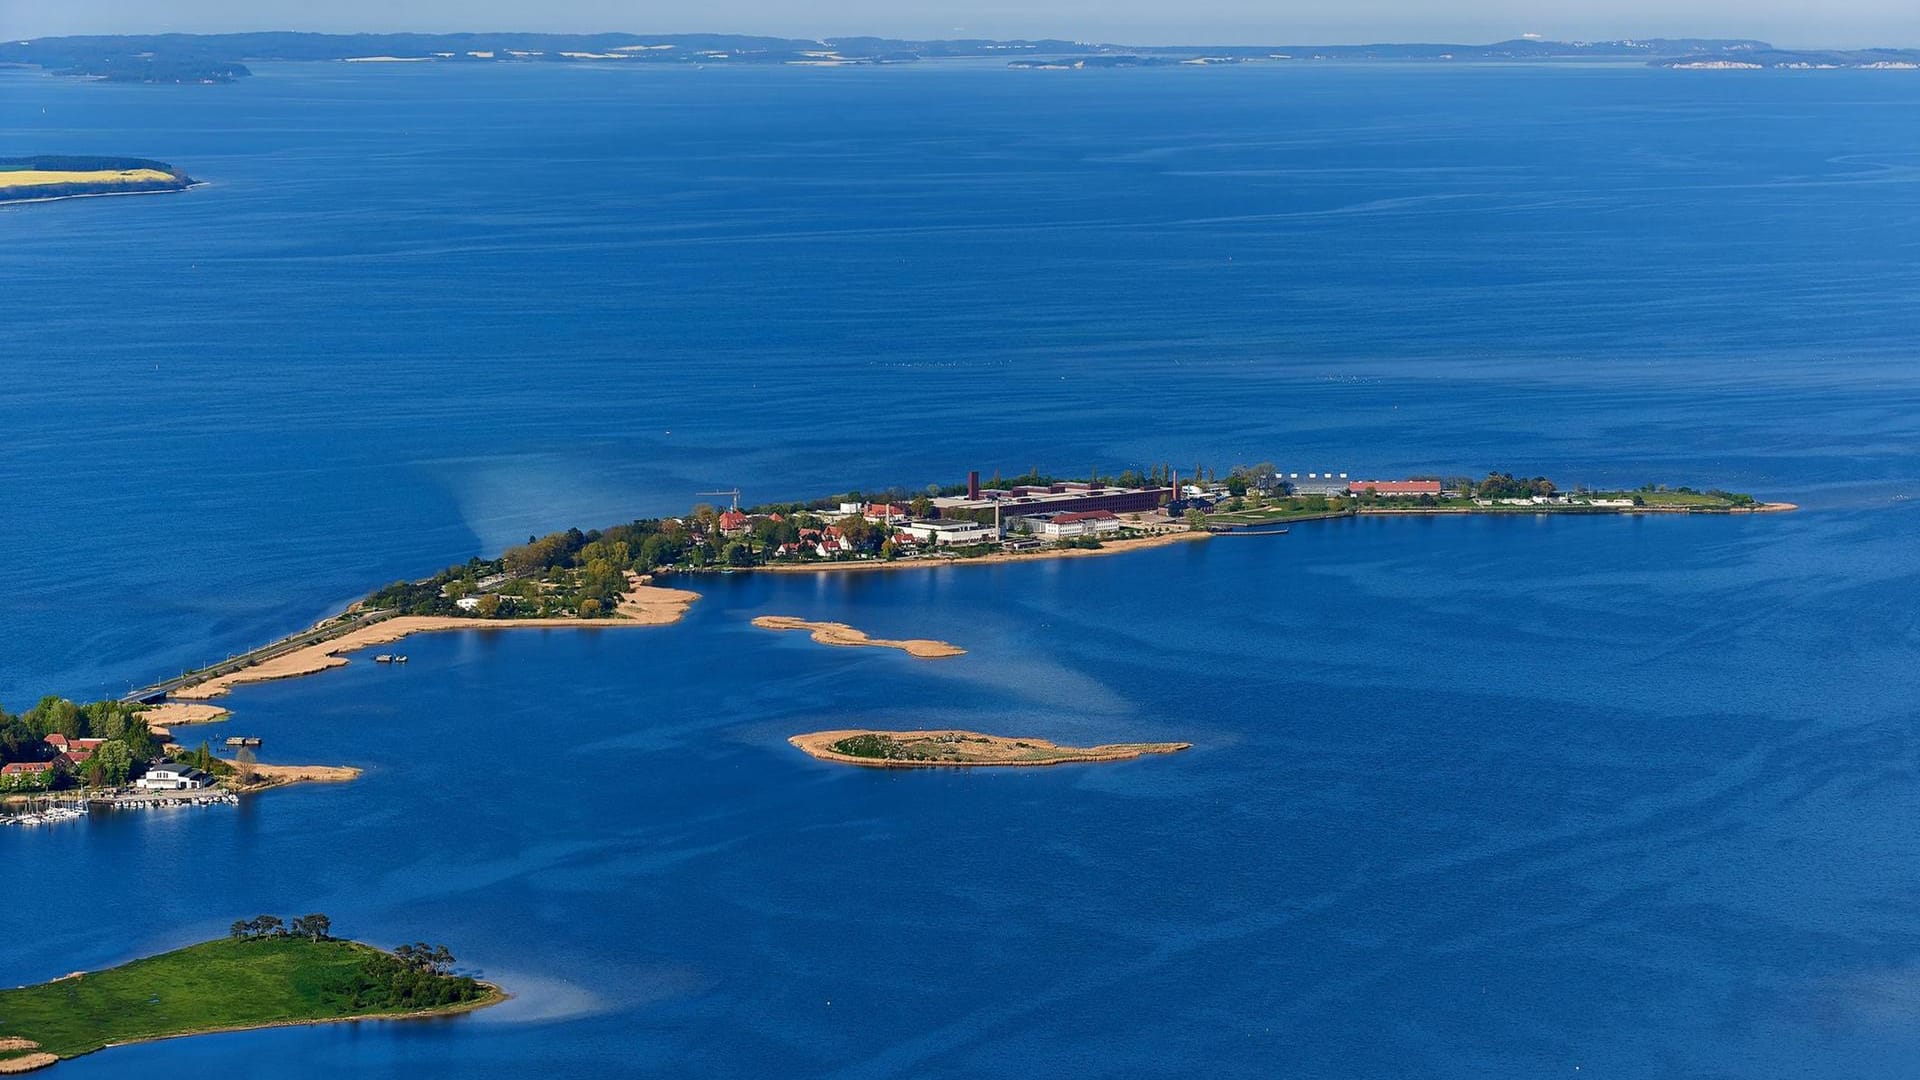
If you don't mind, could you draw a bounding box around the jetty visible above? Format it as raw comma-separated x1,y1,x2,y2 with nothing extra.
3,789,240,826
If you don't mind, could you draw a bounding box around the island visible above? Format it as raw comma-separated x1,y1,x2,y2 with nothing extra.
0,157,197,205
751,616,965,658
0,916,498,1071
790,729,1191,768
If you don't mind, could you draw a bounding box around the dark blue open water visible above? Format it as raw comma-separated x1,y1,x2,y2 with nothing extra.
3,60,1919,1077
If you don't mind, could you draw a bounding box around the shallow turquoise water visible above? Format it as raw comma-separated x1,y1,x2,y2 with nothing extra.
3,60,1919,1077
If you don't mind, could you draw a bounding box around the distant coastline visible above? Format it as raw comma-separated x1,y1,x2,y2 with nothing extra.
4,33,1916,83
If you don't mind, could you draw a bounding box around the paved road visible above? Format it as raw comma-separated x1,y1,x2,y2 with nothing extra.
121,609,395,703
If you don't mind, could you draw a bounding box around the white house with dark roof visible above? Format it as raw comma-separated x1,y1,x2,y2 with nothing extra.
136,764,213,791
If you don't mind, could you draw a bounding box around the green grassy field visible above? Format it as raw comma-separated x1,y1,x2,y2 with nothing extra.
1203,505,1353,527
0,937,497,1062
1593,490,1745,508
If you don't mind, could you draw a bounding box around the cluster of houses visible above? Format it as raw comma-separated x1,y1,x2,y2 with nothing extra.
703,492,1140,563
670,466,1639,567
0,731,216,793
2,733,109,789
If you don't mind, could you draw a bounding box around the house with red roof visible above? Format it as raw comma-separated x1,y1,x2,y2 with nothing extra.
1018,510,1122,540
0,760,58,791
1348,479,1443,497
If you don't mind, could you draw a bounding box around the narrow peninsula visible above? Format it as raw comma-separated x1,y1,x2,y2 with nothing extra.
0,157,196,206
0,918,498,1072
169,573,697,700
39,463,1780,753
791,729,1191,768
751,616,964,658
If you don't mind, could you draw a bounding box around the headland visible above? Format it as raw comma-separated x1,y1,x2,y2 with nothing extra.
0,158,196,205
791,729,1191,768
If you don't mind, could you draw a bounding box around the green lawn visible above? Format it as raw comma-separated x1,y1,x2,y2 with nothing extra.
1204,505,1353,527
0,937,496,1061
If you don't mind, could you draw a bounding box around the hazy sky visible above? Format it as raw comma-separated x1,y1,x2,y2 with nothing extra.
3,0,1915,49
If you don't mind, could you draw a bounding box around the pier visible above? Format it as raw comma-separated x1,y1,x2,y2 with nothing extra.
2,790,240,826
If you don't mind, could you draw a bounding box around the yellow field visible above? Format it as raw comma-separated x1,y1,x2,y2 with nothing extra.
0,168,175,189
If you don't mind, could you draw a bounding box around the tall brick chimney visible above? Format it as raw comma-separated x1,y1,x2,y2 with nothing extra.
968,470,980,500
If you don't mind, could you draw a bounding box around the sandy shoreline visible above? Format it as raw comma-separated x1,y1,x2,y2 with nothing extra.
236,763,363,790
139,703,231,728
173,579,698,699
791,729,1191,768
748,529,1207,575
751,616,964,658
0,1050,54,1074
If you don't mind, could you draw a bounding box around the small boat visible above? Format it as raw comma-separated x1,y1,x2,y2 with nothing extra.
374,654,394,663
394,655,408,663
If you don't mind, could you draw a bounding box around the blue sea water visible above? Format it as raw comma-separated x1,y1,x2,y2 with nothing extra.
3,60,1919,1077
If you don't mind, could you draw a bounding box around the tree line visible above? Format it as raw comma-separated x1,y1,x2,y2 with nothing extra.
225,913,491,1011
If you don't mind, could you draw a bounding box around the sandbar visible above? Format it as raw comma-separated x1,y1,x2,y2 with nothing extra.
140,703,231,728
751,616,964,658
233,763,363,791
174,577,697,699
790,729,1190,768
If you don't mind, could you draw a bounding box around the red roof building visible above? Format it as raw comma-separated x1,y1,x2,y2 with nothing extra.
43,734,69,753
1348,479,1443,496
1053,510,1119,523
718,510,750,534
1,761,55,776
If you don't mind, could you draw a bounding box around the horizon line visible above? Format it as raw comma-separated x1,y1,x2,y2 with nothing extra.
11,28,1920,53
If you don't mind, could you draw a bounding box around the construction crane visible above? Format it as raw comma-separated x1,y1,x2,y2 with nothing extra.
697,488,742,512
